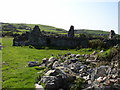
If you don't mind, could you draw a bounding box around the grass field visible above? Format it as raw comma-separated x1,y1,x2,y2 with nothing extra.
2,23,112,37
2,23,68,36
2,37,96,88
13,23,67,34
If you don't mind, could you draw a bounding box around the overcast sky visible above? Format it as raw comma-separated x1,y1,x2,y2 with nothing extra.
0,0,119,33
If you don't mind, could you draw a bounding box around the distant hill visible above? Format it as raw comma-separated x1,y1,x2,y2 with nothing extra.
74,29,109,36
1,23,111,37
1,23,67,35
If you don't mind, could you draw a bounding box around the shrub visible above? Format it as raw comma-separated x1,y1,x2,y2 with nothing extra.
44,46,49,50
97,45,120,61
29,45,35,49
88,39,105,49
79,33,87,38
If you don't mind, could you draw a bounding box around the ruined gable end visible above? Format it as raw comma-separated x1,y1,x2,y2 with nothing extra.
68,25,74,38
108,30,115,39
31,25,42,36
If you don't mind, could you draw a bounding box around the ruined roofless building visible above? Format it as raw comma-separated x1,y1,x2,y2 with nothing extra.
31,25,42,36
13,25,120,48
13,25,89,48
108,30,115,39
68,25,74,38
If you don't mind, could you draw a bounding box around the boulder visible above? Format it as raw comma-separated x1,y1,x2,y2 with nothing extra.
40,76,61,89
64,59,71,65
76,54,81,58
70,58,79,63
40,68,76,89
96,77,103,83
42,58,49,63
92,51,97,55
45,70,55,76
35,84,44,90
44,68,67,78
91,66,109,81
100,50,104,53
102,76,107,81
28,61,39,67
64,54,68,57
68,62,82,73
52,61,59,69
47,62,54,68
67,53,71,55
84,54,89,58
83,75,90,80
70,54,76,57
111,68,118,74
55,66,65,70
48,57,57,62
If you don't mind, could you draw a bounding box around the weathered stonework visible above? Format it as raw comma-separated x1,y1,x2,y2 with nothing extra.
13,25,88,48
13,25,120,49
108,30,115,39
68,25,74,38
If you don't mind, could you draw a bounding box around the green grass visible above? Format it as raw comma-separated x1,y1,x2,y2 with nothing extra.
2,37,95,88
12,23,67,33
17,29,30,32
2,23,67,35
75,29,109,34
42,29,65,33
59,33,67,35
2,23,111,36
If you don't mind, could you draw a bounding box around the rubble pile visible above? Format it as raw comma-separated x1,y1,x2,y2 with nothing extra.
28,51,120,90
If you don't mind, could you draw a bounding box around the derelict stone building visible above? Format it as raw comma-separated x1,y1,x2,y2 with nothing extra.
68,25,74,37
13,25,120,49
13,25,88,48
108,30,115,39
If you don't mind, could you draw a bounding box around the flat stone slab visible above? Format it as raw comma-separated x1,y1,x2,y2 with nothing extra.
35,84,44,90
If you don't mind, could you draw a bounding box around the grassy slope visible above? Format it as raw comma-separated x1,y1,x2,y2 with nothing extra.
2,23,68,35
12,23,67,34
74,29,109,35
2,23,110,35
2,37,95,88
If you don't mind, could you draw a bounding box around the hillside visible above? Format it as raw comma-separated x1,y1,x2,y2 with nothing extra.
1,23,111,37
74,29,109,35
1,23,67,35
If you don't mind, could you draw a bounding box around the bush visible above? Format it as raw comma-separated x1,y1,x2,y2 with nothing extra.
44,47,49,50
97,45,120,61
88,39,105,49
29,45,35,49
79,33,87,38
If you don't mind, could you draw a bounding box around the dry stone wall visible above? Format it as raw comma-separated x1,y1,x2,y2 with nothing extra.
13,25,120,48
13,25,88,48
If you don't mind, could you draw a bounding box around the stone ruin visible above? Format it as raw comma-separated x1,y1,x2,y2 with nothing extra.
28,51,120,90
13,25,88,48
13,25,120,49
68,25,74,38
108,30,115,39
32,25,42,36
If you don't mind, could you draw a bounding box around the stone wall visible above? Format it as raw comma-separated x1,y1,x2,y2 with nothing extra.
27,34,88,48
13,25,120,49
68,25,74,38
13,25,88,48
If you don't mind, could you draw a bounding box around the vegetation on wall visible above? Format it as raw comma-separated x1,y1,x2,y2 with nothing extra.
88,39,105,49
97,45,120,61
